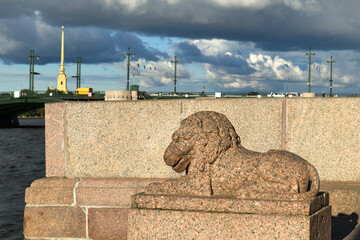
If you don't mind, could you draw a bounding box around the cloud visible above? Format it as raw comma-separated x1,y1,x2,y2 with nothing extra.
247,53,304,81
1,0,359,52
210,0,319,12
173,40,254,75
0,13,168,65
117,57,190,90
1,0,360,93
1,0,360,68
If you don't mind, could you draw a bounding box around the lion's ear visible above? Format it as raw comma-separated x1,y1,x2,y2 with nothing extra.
202,138,221,165
184,115,202,129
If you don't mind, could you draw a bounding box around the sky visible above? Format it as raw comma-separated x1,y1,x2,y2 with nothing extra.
1,0,360,94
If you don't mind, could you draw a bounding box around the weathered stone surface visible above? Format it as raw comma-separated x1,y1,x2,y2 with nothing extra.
76,178,166,207
128,206,331,240
182,98,283,152
320,181,360,216
64,101,183,178
89,208,129,240
310,206,332,240
45,99,360,181
45,99,283,179
132,192,329,216
286,98,360,181
76,178,138,207
45,103,66,177
146,111,319,200
23,206,86,238
25,177,77,205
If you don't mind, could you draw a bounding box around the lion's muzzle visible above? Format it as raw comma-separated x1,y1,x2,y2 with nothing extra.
164,141,191,173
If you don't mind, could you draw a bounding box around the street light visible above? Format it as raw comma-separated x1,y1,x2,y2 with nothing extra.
327,56,335,97
306,48,315,93
72,56,82,90
29,49,40,93
126,47,135,91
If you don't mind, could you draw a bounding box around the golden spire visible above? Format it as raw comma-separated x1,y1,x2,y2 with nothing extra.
57,25,67,93
61,26,64,65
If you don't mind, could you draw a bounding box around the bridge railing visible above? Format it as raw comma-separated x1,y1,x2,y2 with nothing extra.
0,91,106,100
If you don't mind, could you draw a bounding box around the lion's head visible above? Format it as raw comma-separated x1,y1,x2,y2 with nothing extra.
164,111,240,173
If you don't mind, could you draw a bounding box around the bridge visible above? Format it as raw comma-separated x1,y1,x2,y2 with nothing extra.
0,93,104,127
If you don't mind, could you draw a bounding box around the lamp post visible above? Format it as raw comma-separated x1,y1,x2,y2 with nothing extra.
306,48,315,93
171,56,178,94
29,50,40,93
72,56,82,90
126,47,135,91
327,56,335,97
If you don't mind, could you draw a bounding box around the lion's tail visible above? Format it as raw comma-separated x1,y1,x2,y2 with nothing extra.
308,164,320,194
293,164,320,200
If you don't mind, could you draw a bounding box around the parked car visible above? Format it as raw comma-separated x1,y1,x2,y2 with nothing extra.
246,92,262,98
267,92,286,97
286,92,299,97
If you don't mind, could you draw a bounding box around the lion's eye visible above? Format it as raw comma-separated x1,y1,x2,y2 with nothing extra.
183,135,191,140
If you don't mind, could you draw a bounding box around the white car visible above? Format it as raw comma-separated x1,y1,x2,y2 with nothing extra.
286,92,299,97
267,92,286,97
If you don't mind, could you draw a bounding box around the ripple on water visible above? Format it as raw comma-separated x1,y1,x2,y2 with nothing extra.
0,118,45,239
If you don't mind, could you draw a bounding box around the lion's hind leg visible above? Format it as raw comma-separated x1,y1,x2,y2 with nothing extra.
258,151,310,193
234,179,299,199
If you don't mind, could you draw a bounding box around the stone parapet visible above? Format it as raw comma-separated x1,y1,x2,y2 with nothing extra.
33,99,360,239
23,178,360,239
320,181,360,216
129,192,331,240
285,98,360,181
23,177,165,240
45,98,360,181
132,192,329,216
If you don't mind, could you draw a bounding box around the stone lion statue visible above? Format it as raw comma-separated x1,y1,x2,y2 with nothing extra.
145,111,320,200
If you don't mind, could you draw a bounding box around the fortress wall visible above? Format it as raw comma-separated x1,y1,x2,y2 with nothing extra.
45,98,360,181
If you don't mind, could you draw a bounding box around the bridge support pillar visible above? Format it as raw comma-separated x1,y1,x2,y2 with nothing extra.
0,114,19,127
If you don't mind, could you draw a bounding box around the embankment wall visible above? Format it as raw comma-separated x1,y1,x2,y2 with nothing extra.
24,98,360,239
46,98,360,181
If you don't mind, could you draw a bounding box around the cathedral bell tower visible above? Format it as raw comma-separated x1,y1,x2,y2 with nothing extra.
57,26,68,93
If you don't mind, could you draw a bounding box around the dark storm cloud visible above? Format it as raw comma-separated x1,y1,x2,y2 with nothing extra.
11,0,359,51
112,32,168,61
0,16,168,64
1,0,360,65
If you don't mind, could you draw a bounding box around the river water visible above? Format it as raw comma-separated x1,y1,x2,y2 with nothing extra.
0,118,45,240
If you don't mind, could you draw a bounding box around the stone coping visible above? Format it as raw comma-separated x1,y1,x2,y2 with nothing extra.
131,192,329,216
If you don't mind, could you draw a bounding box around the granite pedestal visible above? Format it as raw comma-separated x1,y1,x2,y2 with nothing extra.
129,192,331,240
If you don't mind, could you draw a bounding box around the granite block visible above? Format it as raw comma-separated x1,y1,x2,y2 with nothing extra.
285,98,360,181
45,103,66,177
77,184,137,207
44,99,360,181
64,101,183,178
135,178,167,191
310,206,332,240
128,206,331,240
320,181,360,216
132,192,329,216
182,98,283,152
88,208,129,240
23,206,86,238
76,178,166,207
25,177,77,205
